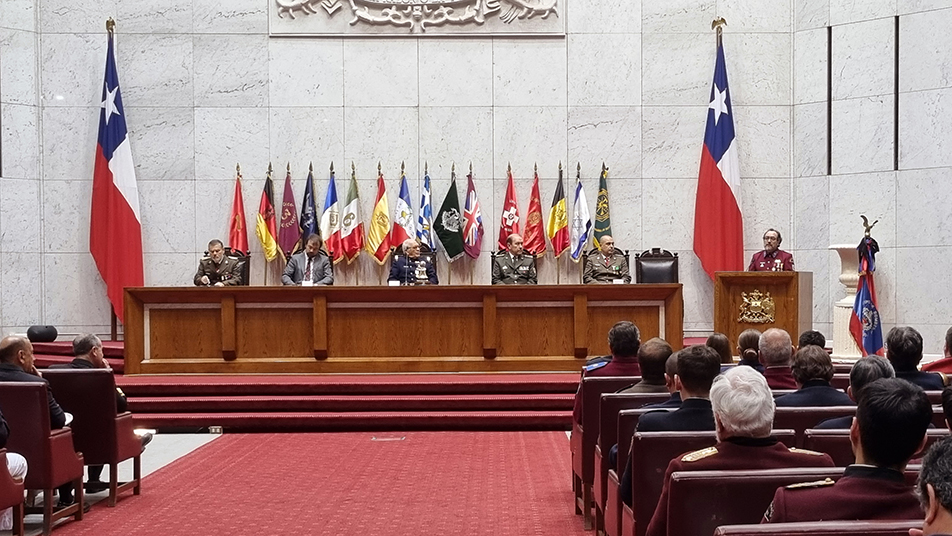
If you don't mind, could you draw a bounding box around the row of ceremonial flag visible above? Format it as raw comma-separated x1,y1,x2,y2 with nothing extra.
231,162,616,266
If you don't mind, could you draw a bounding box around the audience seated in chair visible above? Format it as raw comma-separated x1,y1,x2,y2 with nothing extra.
491,233,537,285
760,328,797,390
886,326,946,390
388,238,438,285
707,332,734,365
737,328,764,374
775,345,853,407
798,330,827,350
573,321,643,421
0,409,26,533
644,366,834,536
616,338,672,395
763,378,931,523
913,435,952,536
815,356,895,429
582,236,630,284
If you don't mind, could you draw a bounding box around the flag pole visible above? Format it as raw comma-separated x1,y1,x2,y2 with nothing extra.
712,17,726,46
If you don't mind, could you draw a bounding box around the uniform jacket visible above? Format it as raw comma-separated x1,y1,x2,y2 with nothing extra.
643,392,682,408
644,436,834,536
764,465,923,523
583,252,631,284
388,256,438,285
774,379,854,407
764,366,798,390
572,358,642,422
193,255,243,286
895,369,946,390
492,253,537,285
0,363,66,429
738,358,765,374
922,356,952,375
748,249,795,271
282,251,333,286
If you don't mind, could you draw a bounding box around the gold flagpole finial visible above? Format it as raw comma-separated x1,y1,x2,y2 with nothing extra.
287,162,291,173
401,161,405,175
602,162,608,173
558,161,563,179
377,161,382,176
507,162,512,173
351,161,356,179
712,17,726,45
106,18,115,34
330,161,334,174
309,162,313,173
469,161,473,175
267,162,273,177
534,162,538,174
576,162,581,179
451,162,456,174
425,161,428,174
236,163,241,175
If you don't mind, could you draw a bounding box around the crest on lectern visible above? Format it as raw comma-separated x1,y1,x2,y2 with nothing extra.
738,289,776,324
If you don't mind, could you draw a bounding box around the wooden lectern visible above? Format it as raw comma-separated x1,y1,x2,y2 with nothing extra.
713,272,813,346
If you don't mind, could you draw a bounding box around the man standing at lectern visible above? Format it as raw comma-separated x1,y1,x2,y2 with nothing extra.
748,228,795,271
282,234,333,286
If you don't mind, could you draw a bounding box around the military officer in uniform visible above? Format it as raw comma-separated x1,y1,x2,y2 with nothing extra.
644,366,834,536
194,239,242,286
763,378,931,523
388,238,438,285
492,233,537,285
748,228,795,271
583,235,631,284
915,435,952,536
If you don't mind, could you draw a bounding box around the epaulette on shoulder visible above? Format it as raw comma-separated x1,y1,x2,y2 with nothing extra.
785,478,834,490
789,447,827,456
939,371,949,387
200,256,211,261
583,361,609,372
680,446,718,462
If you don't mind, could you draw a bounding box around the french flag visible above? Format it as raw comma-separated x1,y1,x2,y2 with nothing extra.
90,31,142,323
694,40,744,279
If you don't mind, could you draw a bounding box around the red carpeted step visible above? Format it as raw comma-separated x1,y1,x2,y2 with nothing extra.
131,410,572,431
128,393,574,412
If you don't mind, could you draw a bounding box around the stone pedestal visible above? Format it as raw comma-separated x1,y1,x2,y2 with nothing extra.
831,244,862,359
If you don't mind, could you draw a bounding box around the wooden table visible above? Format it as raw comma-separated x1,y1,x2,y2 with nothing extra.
123,285,683,374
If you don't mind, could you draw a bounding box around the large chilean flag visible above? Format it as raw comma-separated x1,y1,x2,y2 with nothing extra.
694,40,744,279
90,31,142,323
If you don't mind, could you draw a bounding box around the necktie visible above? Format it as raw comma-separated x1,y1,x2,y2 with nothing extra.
305,258,312,282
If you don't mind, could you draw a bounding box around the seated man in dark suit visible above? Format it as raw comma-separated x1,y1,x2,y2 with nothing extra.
886,326,945,390
797,329,826,349
644,366,834,536
764,378,931,523
914,435,952,536
759,328,797,389
282,233,334,286
775,345,853,407
572,321,642,422
640,351,682,407
815,355,895,428
388,238,437,285
491,233,537,285
619,345,720,507
616,338,672,395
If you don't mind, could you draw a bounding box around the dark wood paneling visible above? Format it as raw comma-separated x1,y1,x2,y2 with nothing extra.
235,307,312,359
327,306,483,357
149,308,221,359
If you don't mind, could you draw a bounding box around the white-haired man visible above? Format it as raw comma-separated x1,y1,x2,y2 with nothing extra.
644,366,834,536
388,238,438,285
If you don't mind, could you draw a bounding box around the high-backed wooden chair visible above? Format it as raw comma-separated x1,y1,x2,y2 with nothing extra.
224,247,250,286
0,383,84,535
803,427,950,466
772,406,857,447
714,520,921,535
0,450,24,536
634,248,678,283
42,370,142,507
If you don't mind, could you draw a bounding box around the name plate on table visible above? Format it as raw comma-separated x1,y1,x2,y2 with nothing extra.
302,279,314,287
612,278,625,285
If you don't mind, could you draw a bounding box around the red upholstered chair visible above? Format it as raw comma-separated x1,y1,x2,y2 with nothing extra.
713,520,921,535
804,427,950,466
42,369,142,507
0,383,84,535
0,450,25,536
830,374,850,390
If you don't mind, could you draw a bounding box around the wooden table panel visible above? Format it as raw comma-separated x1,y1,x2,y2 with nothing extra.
148,308,221,360
497,306,575,356
235,307,313,359
327,306,483,357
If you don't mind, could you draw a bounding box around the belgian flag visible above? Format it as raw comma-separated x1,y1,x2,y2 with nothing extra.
546,169,570,258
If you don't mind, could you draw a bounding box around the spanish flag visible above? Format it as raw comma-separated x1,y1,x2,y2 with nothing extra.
546,170,570,258
255,165,279,262
366,173,392,264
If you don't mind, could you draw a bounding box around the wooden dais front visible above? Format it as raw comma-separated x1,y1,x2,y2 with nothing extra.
123,285,683,374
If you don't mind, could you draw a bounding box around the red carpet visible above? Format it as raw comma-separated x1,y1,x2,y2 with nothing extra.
52,432,586,536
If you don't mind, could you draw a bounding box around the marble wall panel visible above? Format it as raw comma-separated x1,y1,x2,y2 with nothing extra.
868,246,897,325
116,0,193,34
641,105,706,178
832,18,894,100
139,181,196,254
144,252,197,287
642,0,714,33
342,39,418,108
194,107,271,180
40,33,106,108
194,179,232,250
899,9,952,92
677,251,715,330
0,0,35,32
43,253,111,328
193,35,268,108
830,95,894,175
794,28,828,105
41,106,98,180
193,0,267,34
899,88,952,170
796,0,831,30
419,107,493,179
0,253,41,327
493,39,567,107
269,39,343,108
641,33,709,106
116,34,193,107
492,107,568,173
39,0,116,34
567,0,642,34
125,107,195,181
828,171,897,245
641,178,696,251
716,0,791,32
0,179,40,252
1,29,37,106
603,178,643,252
739,178,793,249
269,107,345,179
568,106,642,180
343,107,420,181
793,102,828,178
913,324,949,356
42,180,91,253
830,0,896,25
896,168,952,247
792,249,833,324
1,104,39,179
732,106,791,178
898,0,952,13
567,34,641,107
419,39,492,108
794,175,831,250
727,33,792,106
